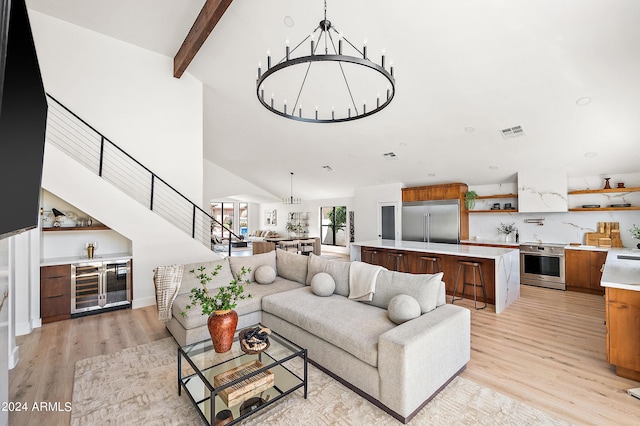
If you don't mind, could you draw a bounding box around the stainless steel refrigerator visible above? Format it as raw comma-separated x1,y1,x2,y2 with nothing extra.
401,200,460,243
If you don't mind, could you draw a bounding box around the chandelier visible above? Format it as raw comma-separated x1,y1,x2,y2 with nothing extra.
256,1,396,123
283,172,301,204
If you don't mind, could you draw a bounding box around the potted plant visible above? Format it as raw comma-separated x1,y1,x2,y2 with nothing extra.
630,224,640,249
497,222,517,242
464,191,478,210
181,264,252,353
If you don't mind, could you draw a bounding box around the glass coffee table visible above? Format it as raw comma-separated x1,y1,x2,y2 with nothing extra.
178,326,307,425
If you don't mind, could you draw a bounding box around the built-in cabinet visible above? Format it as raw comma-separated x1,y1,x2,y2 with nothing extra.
564,249,607,295
360,246,495,305
606,287,640,381
40,265,71,323
40,258,132,323
401,183,469,241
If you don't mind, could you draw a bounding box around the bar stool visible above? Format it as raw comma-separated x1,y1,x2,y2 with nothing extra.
299,239,315,256
418,256,441,274
387,252,408,272
451,260,487,310
362,249,379,265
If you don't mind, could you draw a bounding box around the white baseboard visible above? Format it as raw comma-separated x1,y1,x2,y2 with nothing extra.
132,296,156,309
31,317,42,329
8,346,19,370
15,321,32,337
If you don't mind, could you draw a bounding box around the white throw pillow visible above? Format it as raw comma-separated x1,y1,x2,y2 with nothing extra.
254,265,276,284
388,294,421,324
311,272,335,297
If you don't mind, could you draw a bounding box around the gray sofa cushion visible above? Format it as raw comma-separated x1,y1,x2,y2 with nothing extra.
229,250,277,282
276,249,308,284
262,287,395,367
311,272,335,296
174,276,303,329
179,257,235,295
255,265,276,284
369,270,443,313
388,294,421,324
305,253,351,297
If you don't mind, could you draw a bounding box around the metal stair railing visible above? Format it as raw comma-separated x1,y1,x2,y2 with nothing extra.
44,93,240,256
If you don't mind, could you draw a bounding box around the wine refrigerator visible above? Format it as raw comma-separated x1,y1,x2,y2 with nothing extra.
71,259,131,315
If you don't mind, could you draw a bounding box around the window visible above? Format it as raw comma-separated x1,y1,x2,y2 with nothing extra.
320,206,347,247
211,202,234,239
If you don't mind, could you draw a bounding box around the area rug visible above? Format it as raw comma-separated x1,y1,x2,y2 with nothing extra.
71,338,569,425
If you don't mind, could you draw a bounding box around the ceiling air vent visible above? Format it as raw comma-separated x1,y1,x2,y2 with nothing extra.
500,125,525,139
322,165,333,171
382,152,398,160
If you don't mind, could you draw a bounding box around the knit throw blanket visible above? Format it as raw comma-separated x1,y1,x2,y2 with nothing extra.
348,261,384,302
153,264,184,322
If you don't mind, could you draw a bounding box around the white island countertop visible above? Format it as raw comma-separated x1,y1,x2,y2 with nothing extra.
41,252,132,267
351,239,518,259
601,248,640,292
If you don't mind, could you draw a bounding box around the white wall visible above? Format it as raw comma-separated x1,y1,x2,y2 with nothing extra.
468,172,640,247
353,183,404,242
203,159,279,205
28,10,204,204
43,144,220,309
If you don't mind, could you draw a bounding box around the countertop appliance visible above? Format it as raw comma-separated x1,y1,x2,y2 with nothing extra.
520,242,567,290
402,200,460,244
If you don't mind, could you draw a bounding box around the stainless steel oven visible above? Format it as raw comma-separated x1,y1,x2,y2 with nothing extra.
520,243,566,290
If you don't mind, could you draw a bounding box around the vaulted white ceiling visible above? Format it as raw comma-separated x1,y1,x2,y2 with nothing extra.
27,0,640,200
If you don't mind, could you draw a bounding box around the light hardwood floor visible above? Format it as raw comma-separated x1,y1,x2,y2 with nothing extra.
9,285,640,425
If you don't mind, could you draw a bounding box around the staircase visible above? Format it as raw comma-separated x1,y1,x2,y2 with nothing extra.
41,94,238,307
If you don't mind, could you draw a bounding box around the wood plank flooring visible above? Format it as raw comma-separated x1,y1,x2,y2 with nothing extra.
9,285,640,425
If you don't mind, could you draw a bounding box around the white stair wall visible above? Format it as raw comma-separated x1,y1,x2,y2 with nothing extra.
42,143,221,308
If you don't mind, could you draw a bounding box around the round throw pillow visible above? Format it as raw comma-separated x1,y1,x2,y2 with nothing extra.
388,294,421,324
311,272,335,297
254,265,276,284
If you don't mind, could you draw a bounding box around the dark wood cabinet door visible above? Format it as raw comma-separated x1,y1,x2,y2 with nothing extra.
41,265,71,323
589,251,608,293
606,288,640,380
565,250,590,289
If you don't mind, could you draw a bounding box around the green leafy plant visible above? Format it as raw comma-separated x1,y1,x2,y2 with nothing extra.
328,206,347,232
464,190,478,200
497,222,517,235
630,224,640,239
181,265,252,316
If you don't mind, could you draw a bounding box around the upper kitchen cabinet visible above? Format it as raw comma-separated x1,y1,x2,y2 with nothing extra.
517,170,568,212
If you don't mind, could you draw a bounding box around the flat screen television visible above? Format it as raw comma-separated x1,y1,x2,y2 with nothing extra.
0,0,48,240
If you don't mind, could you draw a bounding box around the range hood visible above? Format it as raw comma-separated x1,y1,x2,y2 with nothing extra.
517,170,568,213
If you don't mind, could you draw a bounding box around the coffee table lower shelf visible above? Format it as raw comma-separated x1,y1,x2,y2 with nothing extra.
178,327,307,425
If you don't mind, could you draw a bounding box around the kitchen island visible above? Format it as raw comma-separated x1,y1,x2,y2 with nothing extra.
351,240,520,313
600,248,640,381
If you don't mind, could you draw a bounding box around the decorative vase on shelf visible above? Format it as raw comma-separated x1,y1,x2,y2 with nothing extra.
603,178,611,189
207,309,238,353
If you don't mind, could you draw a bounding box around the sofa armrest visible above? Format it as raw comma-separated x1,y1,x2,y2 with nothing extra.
377,304,470,417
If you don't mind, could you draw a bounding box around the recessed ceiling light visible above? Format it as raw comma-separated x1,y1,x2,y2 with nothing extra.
576,97,592,106
399,142,407,147
584,151,598,158
464,127,475,133
489,166,498,170
322,165,333,171
283,16,295,27
427,173,436,177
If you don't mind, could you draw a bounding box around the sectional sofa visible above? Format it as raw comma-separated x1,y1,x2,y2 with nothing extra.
154,249,470,423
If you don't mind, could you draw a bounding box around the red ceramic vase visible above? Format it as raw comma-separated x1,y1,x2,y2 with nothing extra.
208,309,238,353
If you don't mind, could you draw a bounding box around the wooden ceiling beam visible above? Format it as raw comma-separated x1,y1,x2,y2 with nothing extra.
173,0,233,78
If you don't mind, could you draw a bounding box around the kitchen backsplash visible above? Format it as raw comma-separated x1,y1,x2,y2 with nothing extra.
468,172,640,247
